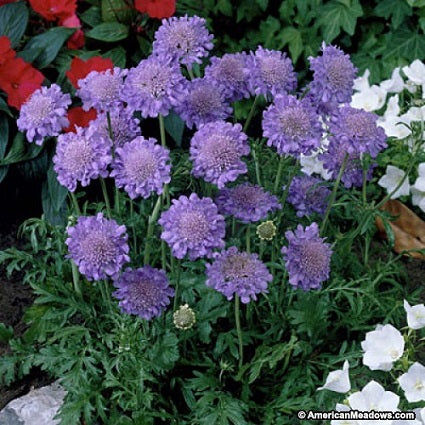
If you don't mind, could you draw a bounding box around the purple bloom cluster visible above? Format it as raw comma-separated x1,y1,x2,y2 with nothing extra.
281,222,332,291
215,183,281,223
190,121,249,188
159,193,226,260
113,266,174,320
248,46,297,97
17,84,71,145
66,213,130,281
262,95,323,157
53,126,112,192
110,137,171,199
174,78,232,128
121,56,185,118
152,15,214,67
287,175,330,217
206,246,271,303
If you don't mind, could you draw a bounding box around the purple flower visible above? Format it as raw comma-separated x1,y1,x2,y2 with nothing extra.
88,106,141,147
174,78,232,129
53,126,112,192
287,175,331,217
328,106,387,158
76,67,126,112
190,121,249,188
281,222,332,291
17,84,71,145
120,55,186,118
215,183,281,223
204,53,251,102
66,213,130,281
262,94,323,157
113,266,174,320
248,46,297,97
152,15,214,66
159,193,226,260
308,43,357,111
206,246,271,303
110,137,171,199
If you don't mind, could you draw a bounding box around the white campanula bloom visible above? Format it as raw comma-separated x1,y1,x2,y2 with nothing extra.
398,362,425,403
380,67,405,93
330,403,358,425
402,59,425,86
404,299,425,330
317,360,350,393
351,85,386,112
377,165,410,200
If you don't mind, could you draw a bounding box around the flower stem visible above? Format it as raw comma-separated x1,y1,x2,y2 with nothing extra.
243,94,260,133
159,114,166,148
252,142,262,186
186,66,195,80
100,178,112,218
130,200,137,255
71,262,81,297
144,195,163,265
173,259,181,311
69,192,81,216
274,155,285,193
246,225,251,253
235,295,244,370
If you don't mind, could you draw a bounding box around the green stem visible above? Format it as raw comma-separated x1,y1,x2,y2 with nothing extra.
144,196,163,265
186,66,195,80
130,200,137,255
231,217,236,238
71,262,81,297
243,95,260,133
106,111,114,143
70,192,81,216
100,178,112,218
246,225,251,253
173,260,181,311
274,155,285,193
362,161,368,206
235,295,244,370
252,142,262,186
159,114,166,148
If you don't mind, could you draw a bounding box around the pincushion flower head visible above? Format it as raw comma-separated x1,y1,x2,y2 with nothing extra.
317,360,350,393
262,94,322,157
308,43,357,111
17,84,71,144
215,183,281,223
287,175,330,217
190,121,249,188
53,126,112,192
206,247,272,303
404,300,425,330
174,78,232,129
204,53,251,102
159,193,226,260
66,213,130,281
256,220,277,241
152,15,214,67
110,137,171,199
248,46,297,97
281,222,332,291
361,324,404,371
173,304,196,330
113,266,174,320
76,67,126,112
120,55,185,118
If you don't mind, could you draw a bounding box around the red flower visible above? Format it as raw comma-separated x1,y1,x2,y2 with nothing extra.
64,106,97,133
66,56,114,89
0,58,44,109
0,0,18,6
0,36,15,66
134,0,175,19
28,0,76,22
60,14,85,49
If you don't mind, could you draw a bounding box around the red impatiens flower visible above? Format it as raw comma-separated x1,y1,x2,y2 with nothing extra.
134,0,175,19
64,106,97,132
0,58,44,109
28,0,76,22
60,14,85,49
0,0,18,6
0,36,15,66
66,56,114,89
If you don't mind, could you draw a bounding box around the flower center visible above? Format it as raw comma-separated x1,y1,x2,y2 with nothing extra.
218,57,245,83
327,57,352,89
260,56,288,86
190,85,222,115
200,136,239,171
344,111,375,139
124,148,157,183
89,73,120,104
27,95,54,126
389,349,400,359
178,211,210,243
414,379,424,391
232,186,263,208
300,241,328,275
80,230,116,266
128,277,158,310
222,254,253,280
135,64,171,98
279,107,311,139
170,23,196,54
62,139,93,173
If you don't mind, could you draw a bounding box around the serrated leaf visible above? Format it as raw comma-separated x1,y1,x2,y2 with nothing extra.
0,2,29,47
0,322,13,343
383,28,425,61
281,26,303,62
86,22,129,42
374,0,412,29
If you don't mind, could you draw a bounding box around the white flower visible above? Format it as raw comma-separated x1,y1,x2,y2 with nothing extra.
380,67,405,93
402,60,425,86
411,164,425,213
378,165,410,200
398,362,425,403
351,85,386,111
348,380,399,425
330,403,359,425
384,95,401,118
404,299,425,330
361,324,405,371
318,360,350,393
377,115,412,139
353,69,370,92
415,408,425,424
300,151,332,180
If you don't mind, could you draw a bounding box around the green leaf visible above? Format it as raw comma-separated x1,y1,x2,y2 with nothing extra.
41,181,68,226
86,22,129,42
406,0,425,6
0,323,13,343
81,6,102,27
281,27,303,62
0,97,12,117
0,132,43,166
383,28,425,61
101,0,134,23
24,27,75,68
164,111,185,147
216,0,233,16
256,0,269,11
0,115,9,158
0,2,29,47
46,163,68,213
103,46,126,68
374,0,412,29
17,47,44,63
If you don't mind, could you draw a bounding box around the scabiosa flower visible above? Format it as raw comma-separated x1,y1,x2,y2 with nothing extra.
89,106,141,147
256,220,277,241
110,137,171,199
328,106,387,158
262,94,323,157
308,43,357,111
248,46,297,97
113,266,174,320
204,53,251,102
190,121,249,188
152,15,214,66
174,78,232,129
206,246,271,303
281,222,332,291
173,304,196,330
53,126,112,192
159,193,226,260
215,183,281,223
17,84,71,144
76,67,126,112
66,213,130,281
120,55,185,118
287,175,331,217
